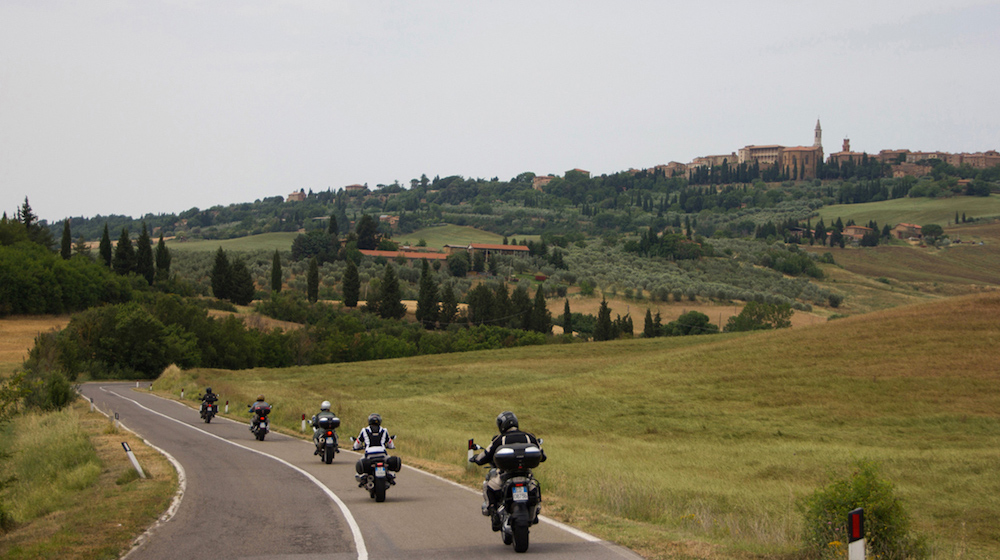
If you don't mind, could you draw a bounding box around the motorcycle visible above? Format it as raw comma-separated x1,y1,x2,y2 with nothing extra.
248,404,271,441
352,436,401,502
200,399,218,423
313,415,341,464
469,439,544,553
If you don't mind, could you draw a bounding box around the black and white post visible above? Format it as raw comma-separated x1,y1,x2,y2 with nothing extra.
121,442,147,479
848,507,865,560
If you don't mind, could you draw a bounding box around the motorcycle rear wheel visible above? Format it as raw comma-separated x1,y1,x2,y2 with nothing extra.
374,477,386,502
512,521,529,553
324,446,333,464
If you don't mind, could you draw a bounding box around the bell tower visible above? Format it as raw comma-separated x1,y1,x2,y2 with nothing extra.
814,119,822,148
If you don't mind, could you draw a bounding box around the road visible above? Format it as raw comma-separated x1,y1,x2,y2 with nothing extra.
79,382,643,560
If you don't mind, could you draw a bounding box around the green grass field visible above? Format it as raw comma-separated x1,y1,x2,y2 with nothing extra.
154,294,1000,559
812,195,1000,227
165,232,299,252
392,224,539,250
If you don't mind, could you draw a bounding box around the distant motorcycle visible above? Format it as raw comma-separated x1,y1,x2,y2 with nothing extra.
314,415,341,464
469,439,543,553
200,399,218,423
248,403,271,441
353,436,401,502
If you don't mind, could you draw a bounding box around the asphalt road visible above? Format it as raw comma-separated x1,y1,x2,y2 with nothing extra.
79,382,643,560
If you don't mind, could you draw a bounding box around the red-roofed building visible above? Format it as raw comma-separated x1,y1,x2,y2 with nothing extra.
891,223,923,240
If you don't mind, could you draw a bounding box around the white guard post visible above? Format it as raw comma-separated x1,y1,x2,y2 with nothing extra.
225,400,229,414
302,413,308,432
848,508,865,560
122,442,147,479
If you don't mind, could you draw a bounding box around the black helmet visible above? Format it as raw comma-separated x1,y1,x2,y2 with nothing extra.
206,387,212,394
368,413,382,428
496,411,518,433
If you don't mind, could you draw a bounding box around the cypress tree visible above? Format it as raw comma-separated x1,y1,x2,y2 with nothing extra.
342,258,360,307
230,259,256,305
135,222,155,285
112,227,135,275
512,285,532,330
211,247,231,300
307,257,319,303
563,299,572,336
439,282,458,327
155,234,171,281
60,220,72,259
270,250,282,293
415,259,439,329
643,308,655,338
594,297,613,341
530,285,551,334
99,223,113,267
377,264,406,320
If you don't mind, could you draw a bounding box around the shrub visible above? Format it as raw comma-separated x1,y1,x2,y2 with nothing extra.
799,459,926,559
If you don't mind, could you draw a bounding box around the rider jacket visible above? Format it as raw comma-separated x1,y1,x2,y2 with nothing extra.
201,392,218,404
473,429,546,468
353,425,394,450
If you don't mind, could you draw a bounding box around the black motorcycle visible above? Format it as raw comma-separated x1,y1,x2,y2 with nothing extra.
353,437,401,502
313,415,340,464
249,404,271,441
199,399,218,423
470,440,543,553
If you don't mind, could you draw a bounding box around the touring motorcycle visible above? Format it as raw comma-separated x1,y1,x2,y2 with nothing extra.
469,439,543,553
353,436,401,502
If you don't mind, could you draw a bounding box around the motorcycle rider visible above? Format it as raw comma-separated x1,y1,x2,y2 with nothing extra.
199,387,219,417
248,394,271,432
311,400,339,455
353,413,394,450
469,411,546,531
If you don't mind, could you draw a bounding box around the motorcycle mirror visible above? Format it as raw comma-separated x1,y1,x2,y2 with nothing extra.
467,438,475,450
538,438,544,444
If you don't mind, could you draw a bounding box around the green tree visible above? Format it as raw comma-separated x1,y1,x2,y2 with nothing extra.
511,285,532,330
60,219,72,259
594,297,613,341
472,250,486,273
439,281,458,326
135,222,155,285
529,285,551,334
112,227,136,275
665,310,718,336
73,235,92,259
377,264,406,320
466,282,494,325
0,213,29,246
355,214,379,250
307,257,319,303
18,197,53,248
562,299,573,336
155,233,171,281
329,214,339,235
342,258,360,307
724,301,793,332
447,251,470,277
415,259,439,329
270,250,282,293
211,247,231,300
99,223,112,267
921,223,944,242
229,259,256,305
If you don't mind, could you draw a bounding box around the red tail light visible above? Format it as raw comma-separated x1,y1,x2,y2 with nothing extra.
326,431,333,436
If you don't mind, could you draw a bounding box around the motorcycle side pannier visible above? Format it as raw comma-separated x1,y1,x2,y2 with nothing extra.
492,443,542,471
318,416,340,429
387,455,402,472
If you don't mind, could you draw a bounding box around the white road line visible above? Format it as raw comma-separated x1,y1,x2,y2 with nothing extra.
99,387,369,560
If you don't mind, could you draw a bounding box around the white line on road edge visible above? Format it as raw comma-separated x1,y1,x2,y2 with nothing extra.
85,389,187,558
100,387,369,560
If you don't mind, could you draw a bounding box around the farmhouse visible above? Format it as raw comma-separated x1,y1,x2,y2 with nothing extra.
891,223,923,240
842,225,874,243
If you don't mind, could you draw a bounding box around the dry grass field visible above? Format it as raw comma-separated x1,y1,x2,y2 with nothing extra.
0,316,70,373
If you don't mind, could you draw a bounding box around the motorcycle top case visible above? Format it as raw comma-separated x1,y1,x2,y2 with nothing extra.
317,416,340,429
492,443,542,471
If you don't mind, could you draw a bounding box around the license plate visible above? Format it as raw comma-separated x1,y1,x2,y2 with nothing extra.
375,466,386,478
326,437,334,444
512,486,528,502
260,422,267,430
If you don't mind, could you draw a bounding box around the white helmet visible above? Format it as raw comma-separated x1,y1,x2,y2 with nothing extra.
320,401,331,411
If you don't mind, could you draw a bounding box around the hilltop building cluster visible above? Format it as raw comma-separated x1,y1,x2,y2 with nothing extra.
670,120,999,181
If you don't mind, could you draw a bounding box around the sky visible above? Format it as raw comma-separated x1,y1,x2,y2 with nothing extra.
2,1,999,223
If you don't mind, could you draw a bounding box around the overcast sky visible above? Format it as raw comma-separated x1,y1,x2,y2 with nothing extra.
2,1,999,224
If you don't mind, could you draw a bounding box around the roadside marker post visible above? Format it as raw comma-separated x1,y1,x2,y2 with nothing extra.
89,397,95,412
848,508,865,560
122,442,147,479
225,400,229,414
114,412,120,430
302,413,307,432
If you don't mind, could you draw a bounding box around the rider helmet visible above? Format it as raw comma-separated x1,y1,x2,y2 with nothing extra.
320,401,331,411
256,394,265,402
496,411,518,433
368,413,382,429
206,387,212,394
